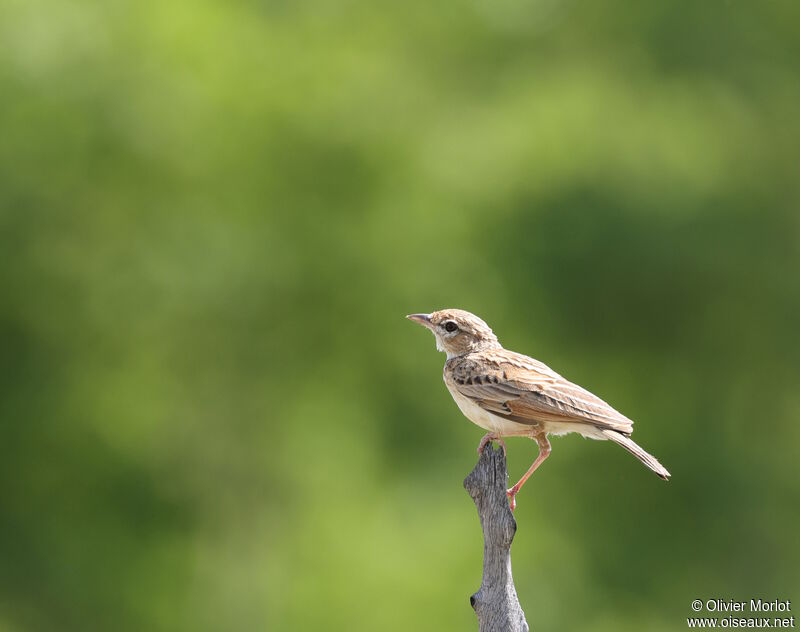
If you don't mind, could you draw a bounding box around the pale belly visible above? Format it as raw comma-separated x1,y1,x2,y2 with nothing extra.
446,385,534,436
445,383,606,441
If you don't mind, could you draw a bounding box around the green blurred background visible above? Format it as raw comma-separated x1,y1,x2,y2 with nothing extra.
1,0,799,630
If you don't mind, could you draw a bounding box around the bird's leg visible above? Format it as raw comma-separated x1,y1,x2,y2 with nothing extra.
507,433,551,511
477,433,507,456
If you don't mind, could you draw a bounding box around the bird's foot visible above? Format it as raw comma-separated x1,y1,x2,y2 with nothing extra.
477,434,507,456
506,485,520,512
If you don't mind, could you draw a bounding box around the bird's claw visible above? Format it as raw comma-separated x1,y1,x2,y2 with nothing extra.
477,434,507,456
506,487,518,512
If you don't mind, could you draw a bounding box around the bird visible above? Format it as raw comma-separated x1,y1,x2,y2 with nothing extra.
407,308,670,510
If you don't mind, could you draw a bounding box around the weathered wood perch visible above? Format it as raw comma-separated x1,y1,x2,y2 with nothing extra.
464,444,529,632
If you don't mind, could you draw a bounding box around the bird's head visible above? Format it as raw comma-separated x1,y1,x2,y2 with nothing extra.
406,309,501,358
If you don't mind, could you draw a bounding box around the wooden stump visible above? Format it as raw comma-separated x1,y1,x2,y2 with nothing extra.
463,444,529,632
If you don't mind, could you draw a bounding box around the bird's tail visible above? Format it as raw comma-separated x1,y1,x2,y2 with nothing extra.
600,429,670,480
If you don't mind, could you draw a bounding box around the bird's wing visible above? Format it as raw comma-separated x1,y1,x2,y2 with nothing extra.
448,349,634,434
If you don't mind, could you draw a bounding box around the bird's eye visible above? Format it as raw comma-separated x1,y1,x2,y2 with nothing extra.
444,321,458,333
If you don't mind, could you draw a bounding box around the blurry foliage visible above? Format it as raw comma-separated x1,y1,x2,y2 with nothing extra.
1,0,799,630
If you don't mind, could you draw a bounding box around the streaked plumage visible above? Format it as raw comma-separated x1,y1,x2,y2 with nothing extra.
407,308,670,510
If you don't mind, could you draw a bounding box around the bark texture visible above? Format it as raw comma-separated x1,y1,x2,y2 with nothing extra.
463,444,529,632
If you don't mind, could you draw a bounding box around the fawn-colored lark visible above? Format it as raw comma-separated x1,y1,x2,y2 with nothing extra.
407,309,669,510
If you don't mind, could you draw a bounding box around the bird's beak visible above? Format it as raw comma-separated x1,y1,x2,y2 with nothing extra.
406,313,433,329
